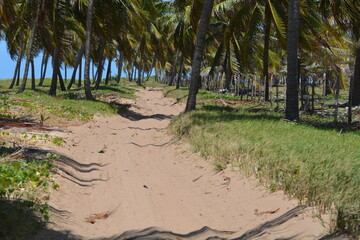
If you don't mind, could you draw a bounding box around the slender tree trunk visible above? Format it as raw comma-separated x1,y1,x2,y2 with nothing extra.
263,2,272,101
116,51,124,83
64,64,67,83
285,0,300,120
348,76,354,124
185,0,214,111
38,53,49,86
48,46,60,96
351,38,360,106
31,60,35,90
78,59,82,87
92,61,95,83
224,55,232,91
40,52,45,83
321,73,326,116
84,0,95,100
105,58,112,85
130,65,135,82
325,70,332,95
58,71,66,91
176,55,184,89
311,78,315,113
67,46,84,89
137,68,142,86
16,61,21,86
94,55,105,89
334,76,340,122
17,1,41,93
9,47,23,89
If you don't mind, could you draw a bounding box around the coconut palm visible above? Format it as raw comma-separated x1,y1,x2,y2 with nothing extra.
285,0,300,120
185,0,215,112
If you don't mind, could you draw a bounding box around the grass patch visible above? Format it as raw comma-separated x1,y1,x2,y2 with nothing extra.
143,77,167,88
162,86,241,103
170,106,360,236
0,79,136,123
0,146,57,239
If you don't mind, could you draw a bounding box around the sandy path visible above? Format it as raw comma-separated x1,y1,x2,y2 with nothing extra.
36,89,328,240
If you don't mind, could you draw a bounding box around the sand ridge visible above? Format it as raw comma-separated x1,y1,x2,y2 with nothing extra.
35,88,328,240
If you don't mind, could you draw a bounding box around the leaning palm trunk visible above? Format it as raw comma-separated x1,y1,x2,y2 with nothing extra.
94,46,105,90
68,45,85,90
285,0,300,120
31,60,35,90
9,45,24,89
84,0,95,100
17,1,41,94
105,58,112,85
185,0,215,112
38,53,49,86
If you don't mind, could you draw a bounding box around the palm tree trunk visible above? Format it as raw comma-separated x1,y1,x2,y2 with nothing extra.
16,62,21,86
137,68,142,86
176,55,184,89
49,46,60,96
334,75,340,122
185,0,215,112
285,0,300,120
105,58,112,85
351,38,360,106
64,64,67,83
225,55,232,90
40,53,45,83
38,53,49,86
263,2,272,101
94,46,105,90
348,76,354,124
31,60,35,90
84,0,95,100
58,71,66,91
78,59,82,87
9,47,23,89
17,2,41,94
116,51,124,83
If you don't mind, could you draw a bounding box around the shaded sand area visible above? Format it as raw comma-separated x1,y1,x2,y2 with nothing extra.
35,88,330,240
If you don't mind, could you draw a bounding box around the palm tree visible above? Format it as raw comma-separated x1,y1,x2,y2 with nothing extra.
17,0,42,93
185,0,215,112
83,0,95,100
285,0,300,120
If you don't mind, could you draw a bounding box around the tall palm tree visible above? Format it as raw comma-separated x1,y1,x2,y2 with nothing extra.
84,0,95,100
185,0,215,112
17,0,42,93
285,0,300,120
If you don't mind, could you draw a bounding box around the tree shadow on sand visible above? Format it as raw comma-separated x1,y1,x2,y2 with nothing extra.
101,205,348,240
16,205,347,240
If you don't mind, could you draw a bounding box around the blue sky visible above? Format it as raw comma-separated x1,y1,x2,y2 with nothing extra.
0,41,119,80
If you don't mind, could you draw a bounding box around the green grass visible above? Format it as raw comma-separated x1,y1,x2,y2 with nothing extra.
0,78,136,122
170,106,360,236
163,86,241,102
143,77,167,88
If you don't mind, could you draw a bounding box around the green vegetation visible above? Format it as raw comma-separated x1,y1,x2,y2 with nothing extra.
0,79,135,123
0,146,56,238
170,106,360,236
